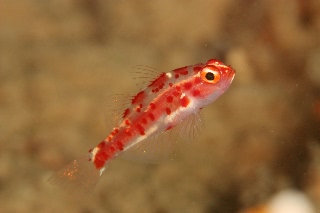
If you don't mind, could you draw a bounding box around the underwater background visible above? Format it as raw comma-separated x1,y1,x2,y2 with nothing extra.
1,0,320,212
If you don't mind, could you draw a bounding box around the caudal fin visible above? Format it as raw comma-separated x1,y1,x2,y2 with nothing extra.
48,155,101,198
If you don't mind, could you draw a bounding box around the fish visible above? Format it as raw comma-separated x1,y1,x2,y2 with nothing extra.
48,58,236,195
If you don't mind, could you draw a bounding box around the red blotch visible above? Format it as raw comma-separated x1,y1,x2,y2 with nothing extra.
193,66,202,72
109,145,115,152
166,96,173,103
112,128,119,135
174,74,179,79
166,126,173,131
148,73,167,88
125,119,131,126
98,151,108,160
142,118,148,124
125,129,132,136
173,67,188,75
192,89,201,97
116,141,124,151
183,82,192,90
165,108,171,115
169,83,173,87
136,124,145,135
94,158,105,169
180,96,190,107
173,90,181,97
88,148,93,153
132,91,145,104
194,77,202,84
97,141,106,149
123,108,130,118
150,103,156,109
94,149,110,169
148,113,155,121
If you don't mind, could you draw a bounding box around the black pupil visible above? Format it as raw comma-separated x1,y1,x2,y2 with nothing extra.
205,72,215,81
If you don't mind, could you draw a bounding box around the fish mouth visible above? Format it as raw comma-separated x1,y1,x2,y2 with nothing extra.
218,70,235,92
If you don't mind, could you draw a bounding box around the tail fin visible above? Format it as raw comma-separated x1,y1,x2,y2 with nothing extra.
48,155,101,198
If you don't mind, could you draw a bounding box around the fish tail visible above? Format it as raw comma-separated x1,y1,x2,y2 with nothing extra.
48,154,102,198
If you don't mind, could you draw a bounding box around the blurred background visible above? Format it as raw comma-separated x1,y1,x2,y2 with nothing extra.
1,0,320,212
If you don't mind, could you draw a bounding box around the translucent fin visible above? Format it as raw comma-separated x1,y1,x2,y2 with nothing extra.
47,155,101,198
122,128,179,164
176,111,203,143
122,112,203,163
100,65,161,125
100,94,131,125
131,65,160,89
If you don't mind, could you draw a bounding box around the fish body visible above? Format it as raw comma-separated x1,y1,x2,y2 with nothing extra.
49,59,236,194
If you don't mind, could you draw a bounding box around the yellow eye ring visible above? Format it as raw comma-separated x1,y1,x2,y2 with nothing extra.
200,67,220,84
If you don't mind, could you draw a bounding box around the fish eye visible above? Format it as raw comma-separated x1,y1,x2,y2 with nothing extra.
200,68,220,84
205,72,215,81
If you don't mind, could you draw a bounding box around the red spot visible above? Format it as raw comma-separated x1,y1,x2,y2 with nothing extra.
98,151,108,160
169,83,173,87
192,89,201,97
174,74,179,79
88,148,93,153
109,145,115,152
148,73,167,88
116,141,124,151
123,108,130,118
111,128,119,136
125,119,131,126
94,158,105,169
97,141,106,149
180,96,190,107
183,82,192,90
94,148,111,169
142,118,148,124
194,77,202,84
136,104,143,112
166,96,173,103
176,86,181,91
136,124,145,135
148,113,155,121
159,83,165,89
150,103,156,109
125,129,132,136
173,67,188,75
193,66,202,72
173,90,181,97
165,108,171,115
132,91,145,104
166,126,173,131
